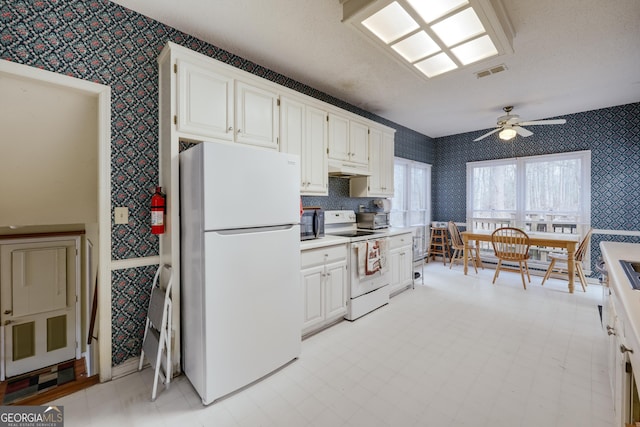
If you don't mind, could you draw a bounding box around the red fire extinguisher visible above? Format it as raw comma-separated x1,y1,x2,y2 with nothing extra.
151,186,166,235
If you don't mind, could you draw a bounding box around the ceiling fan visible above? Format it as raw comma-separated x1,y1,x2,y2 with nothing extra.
473,106,566,142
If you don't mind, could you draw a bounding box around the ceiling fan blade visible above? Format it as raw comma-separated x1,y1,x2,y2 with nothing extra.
473,127,501,141
513,125,533,137
517,119,566,126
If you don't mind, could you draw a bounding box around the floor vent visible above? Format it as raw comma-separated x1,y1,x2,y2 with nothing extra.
475,64,508,78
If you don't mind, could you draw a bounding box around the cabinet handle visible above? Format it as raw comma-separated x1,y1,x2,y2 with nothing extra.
620,344,634,354
4,310,11,315
237,129,242,134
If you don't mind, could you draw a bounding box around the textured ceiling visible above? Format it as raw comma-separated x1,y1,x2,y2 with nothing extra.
110,0,640,138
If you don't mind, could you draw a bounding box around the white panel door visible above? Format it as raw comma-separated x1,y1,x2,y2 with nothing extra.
177,58,234,140
1,237,79,378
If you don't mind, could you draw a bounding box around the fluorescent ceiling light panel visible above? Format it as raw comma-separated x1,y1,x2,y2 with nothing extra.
451,35,498,65
431,7,485,47
407,0,468,23
414,52,457,78
391,31,441,62
361,1,419,44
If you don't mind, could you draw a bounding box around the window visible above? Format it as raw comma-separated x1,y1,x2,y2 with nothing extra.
467,150,591,267
391,158,432,256
391,158,431,228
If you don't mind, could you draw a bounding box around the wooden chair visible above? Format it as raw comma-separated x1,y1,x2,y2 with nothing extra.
491,227,531,289
448,221,483,273
541,228,593,292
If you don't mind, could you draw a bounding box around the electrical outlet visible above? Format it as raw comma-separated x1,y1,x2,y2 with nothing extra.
114,207,129,224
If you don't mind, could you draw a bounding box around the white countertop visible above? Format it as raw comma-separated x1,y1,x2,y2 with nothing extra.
299,227,416,251
300,235,350,250
601,242,640,372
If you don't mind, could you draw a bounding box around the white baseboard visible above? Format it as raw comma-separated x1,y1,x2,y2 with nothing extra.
112,356,144,380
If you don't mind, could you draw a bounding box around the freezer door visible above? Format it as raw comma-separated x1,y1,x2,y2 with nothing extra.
199,141,300,230
200,224,301,404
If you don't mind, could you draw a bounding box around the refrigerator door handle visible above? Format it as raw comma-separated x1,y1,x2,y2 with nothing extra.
212,224,296,236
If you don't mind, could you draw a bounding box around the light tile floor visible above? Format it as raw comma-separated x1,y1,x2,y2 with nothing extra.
52,263,614,426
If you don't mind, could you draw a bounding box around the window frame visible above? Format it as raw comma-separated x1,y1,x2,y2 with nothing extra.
466,150,592,269
391,157,432,228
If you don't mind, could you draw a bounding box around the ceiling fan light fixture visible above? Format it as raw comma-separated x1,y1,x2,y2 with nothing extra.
499,127,517,140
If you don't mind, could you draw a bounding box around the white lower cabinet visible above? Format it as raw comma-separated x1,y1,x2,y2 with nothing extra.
389,233,413,296
301,244,348,336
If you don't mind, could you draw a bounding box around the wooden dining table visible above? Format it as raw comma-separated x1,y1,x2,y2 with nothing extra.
461,230,581,293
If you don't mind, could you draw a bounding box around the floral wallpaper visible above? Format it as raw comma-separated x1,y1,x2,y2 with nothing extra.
0,0,431,365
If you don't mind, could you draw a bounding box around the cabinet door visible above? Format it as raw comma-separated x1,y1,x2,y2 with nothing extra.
324,261,347,320
176,59,233,140
389,248,402,294
368,128,384,195
399,245,413,286
349,121,369,166
381,132,395,196
302,266,325,333
235,81,279,149
279,97,305,187
328,113,350,161
304,105,328,195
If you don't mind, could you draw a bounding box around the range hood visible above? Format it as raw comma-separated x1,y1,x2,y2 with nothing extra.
328,160,371,178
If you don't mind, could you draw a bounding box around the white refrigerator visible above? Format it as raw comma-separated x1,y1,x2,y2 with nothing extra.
180,141,301,405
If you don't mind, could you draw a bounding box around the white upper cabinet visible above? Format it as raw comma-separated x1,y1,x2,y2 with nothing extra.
174,52,278,150
350,129,395,197
235,81,279,149
328,114,369,167
176,58,234,141
280,96,328,195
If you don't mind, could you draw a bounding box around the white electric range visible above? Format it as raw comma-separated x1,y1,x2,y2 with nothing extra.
324,210,390,320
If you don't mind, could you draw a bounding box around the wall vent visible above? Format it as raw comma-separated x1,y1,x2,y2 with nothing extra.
475,64,508,79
